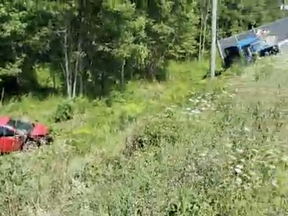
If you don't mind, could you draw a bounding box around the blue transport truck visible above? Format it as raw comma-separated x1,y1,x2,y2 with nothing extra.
223,34,279,68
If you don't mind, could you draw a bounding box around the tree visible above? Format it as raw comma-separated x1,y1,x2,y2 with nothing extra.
0,0,285,99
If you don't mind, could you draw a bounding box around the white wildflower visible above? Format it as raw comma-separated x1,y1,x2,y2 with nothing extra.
236,149,244,154
225,143,232,148
272,179,278,188
235,164,243,169
236,177,242,185
200,153,207,157
244,127,250,132
235,168,242,174
281,156,288,163
190,109,201,114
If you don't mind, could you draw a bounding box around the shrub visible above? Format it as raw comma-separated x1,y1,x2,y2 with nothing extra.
53,100,73,123
123,113,190,157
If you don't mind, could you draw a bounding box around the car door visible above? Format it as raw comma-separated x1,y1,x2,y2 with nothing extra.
0,126,22,153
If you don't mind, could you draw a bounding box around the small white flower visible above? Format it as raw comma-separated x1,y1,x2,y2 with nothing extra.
272,179,278,188
200,153,206,157
249,171,256,176
236,164,243,169
281,156,288,163
190,109,201,114
235,168,242,174
229,155,237,161
225,143,232,148
244,127,250,132
268,165,276,170
236,149,244,154
236,177,242,184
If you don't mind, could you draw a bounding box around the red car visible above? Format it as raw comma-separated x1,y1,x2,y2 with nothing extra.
0,116,53,153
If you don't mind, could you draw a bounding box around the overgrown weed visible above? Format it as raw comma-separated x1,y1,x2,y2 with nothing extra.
2,58,288,215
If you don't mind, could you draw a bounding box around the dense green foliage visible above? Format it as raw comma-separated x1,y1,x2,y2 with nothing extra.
0,0,286,98
1,55,288,215
0,1,288,215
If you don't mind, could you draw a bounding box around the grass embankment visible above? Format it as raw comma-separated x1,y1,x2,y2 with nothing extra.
2,55,288,216
0,60,214,215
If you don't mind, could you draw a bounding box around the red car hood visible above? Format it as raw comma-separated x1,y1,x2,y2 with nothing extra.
30,123,49,136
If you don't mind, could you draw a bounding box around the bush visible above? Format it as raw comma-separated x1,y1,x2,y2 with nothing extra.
53,100,73,123
123,113,190,157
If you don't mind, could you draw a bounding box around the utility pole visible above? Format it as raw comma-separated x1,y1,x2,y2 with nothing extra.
210,0,217,78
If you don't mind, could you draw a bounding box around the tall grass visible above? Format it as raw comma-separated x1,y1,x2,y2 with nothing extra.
1,57,288,215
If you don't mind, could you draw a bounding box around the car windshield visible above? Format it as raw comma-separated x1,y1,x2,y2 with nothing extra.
7,119,34,132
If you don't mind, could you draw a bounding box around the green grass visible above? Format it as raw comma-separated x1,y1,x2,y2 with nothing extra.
0,60,212,215
2,56,288,215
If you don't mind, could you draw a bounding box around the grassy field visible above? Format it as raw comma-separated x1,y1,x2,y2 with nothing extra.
1,56,288,215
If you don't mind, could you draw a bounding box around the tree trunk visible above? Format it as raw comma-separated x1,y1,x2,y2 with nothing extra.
120,59,126,92
63,27,72,98
72,37,82,98
198,13,204,61
201,13,208,58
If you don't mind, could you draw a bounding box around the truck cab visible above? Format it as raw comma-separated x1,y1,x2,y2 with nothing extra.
250,40,279,56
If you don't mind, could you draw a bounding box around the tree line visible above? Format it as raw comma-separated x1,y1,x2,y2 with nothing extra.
0,0,286,99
